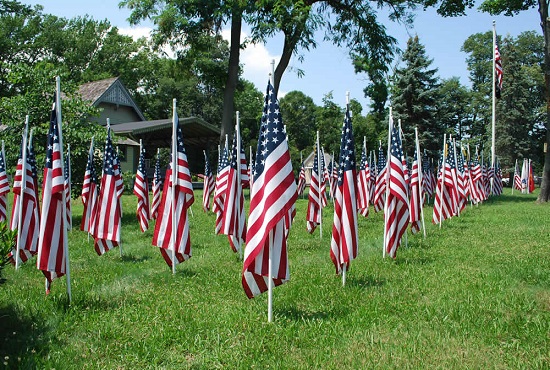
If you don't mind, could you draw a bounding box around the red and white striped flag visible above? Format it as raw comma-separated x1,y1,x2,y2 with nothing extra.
151,150,162,220
296,161,306,196
356,138,370,218
242,80,297,299
92,126,123,255
152,108,194,268
330,104,358,273
81,138,98,233
384,120,409,259
202,151,215,212
432,148,454,224
64,147,72,229
513,160,522,191
213,143,229,234
373,144,387,212
306,143,323,233
495,39,503,99
409,148,422,234
37,96,68,293
134,145,150,232
9,131,39,265
0,147,10,223
221,130,246,253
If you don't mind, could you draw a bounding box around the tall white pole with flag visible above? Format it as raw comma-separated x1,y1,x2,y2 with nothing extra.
439,134,447,229
316,130,322,239
56,76,71,303
415,127,427,238
491,20,497,195
267,60,275,323
15,116,29,270
171,99,177,274
236,111,243,259
382,108,393,258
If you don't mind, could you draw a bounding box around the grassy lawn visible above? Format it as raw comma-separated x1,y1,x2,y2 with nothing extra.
1,188,549,369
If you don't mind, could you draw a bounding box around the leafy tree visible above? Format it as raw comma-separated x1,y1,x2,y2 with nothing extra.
391,36,441,157
316,92,343,157
479,0,550,202
279,90,317,151
436,77,473,140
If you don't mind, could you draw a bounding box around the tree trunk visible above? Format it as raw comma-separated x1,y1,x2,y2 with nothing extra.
220,10,242,145
538,0,550,202
273,37,294,97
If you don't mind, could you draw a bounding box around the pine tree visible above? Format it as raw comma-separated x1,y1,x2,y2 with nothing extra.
391,36,441,156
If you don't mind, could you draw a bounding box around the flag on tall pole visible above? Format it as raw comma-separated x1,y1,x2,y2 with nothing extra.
81,138,98,233
0,141,9,223
383,113,409,259
528,159,535,193
409,131,423,235
491,21,501,195
152,99,194,271
306,135,323,235
92,124,123,255
134,141,150,232
221,117,246,254
213,138,229,234
202,150,215,212
373,142,387,212
151,149,162,220
513,159,521,192
242,76,297,322
9,118,39,266
36,80,71,299
297,160,306,196
64,145,72,230
432,137,453,226
357,136,370,218
330,97,358,283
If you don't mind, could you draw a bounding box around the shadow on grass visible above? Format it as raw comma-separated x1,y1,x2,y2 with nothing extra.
486,193,537,204
394,255,434,266
276,306,333,321
0,305,49,368
120,254,152,263
346,274,385,289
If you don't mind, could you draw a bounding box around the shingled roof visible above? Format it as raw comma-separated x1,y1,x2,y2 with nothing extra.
78,77,145,121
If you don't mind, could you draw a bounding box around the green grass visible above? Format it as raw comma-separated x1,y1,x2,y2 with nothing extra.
1,188,549,369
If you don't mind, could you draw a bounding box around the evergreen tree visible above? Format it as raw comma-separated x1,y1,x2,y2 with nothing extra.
391,36,441,156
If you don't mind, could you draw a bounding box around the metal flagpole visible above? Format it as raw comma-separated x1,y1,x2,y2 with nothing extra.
382,108,393,258
171,99,177,274
439,134,447,228
342,92,350,287
316,131,322,239
56,76,72,303
235,111,243,259
491,20,497,196
15,117,29,270
268,59,275,323
415,127,427,238
397,119,408,248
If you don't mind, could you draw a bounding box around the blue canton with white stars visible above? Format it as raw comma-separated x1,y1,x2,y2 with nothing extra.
28,141,38,179
103,128,117,175
337,105,355,186
86,149,98,184
204,152,212,177
45,100,60,169
360,144,367,171
217,145,229,174
230,134,239,170
254,81,287,178
377,145,386,173
445,142,456,169
390,125,404,164
64,150,70,181
138,147,146,173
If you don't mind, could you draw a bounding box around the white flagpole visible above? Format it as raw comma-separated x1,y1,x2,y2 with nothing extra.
171,99,177,274
397,119,408,248
382,108,393,258
56,76,71,303
439,134,447,228
235,111,243,259
316,131,322,239
86,137,94,242
15,116,29,270
342,91,350,286
415,127,426,238
66,143,72,230
249,145,253,188
452,138,461,217
115,143,123,257
491,22,498,192
1,140,7,225
466,144,473,208
512,158,517,194
268,59,275,323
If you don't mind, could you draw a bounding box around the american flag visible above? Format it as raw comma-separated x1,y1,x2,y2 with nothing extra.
493,159,503,196
92,126,123,255
37,97,68,293
495,40,503,99
151,150,162,220
327,159,337,201
444,142,460,215
239,138,249,189
0,148,9,223
513,160,522,191
64,147,72,229
422,152,434,202
384,122,409,259
133,146,150,232
373,143,387,212
409,148,422,234
213,142,229,234
152,110,194,268
455,143,467,212
81,139,98,233
356,139,370,218
306,144,323,233
202,151,215,212
296,161,306,196
9,134,39,265
320,148,328,207
242,80,297,299
432,149,453,224
470,152,484,203
330,104,358,273
528,160,535,193
221,132,246,253
369,152,377,205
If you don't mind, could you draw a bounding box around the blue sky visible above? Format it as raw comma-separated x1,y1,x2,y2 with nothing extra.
21,1,540,109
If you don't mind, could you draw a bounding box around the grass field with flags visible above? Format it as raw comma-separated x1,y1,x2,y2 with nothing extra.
1,188,549,368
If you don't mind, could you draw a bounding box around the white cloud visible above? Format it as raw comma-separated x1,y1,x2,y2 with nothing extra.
118,26,153,41
221,29,280,92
